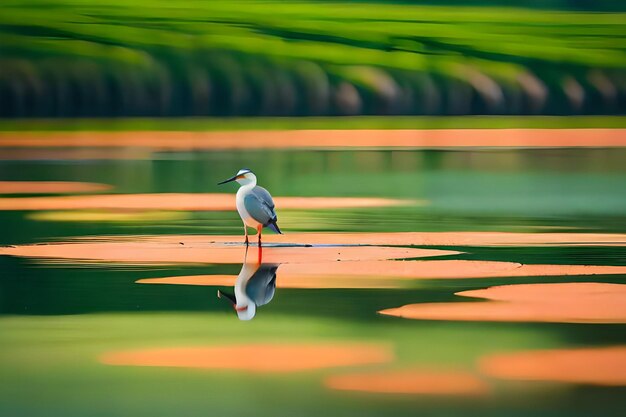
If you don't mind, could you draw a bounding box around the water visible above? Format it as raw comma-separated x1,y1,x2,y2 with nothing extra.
1,146,625,416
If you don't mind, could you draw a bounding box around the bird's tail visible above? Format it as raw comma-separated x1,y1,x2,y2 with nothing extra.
267,218,283,234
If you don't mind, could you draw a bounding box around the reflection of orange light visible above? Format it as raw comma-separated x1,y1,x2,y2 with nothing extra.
136,260,626,289
2,231,623,247
243,231,626,247
325,369,489,395
136,274,399,289
137,276,238,285
480,346,626,386
0,194,416,211
0,181,111,194
100,343,393,373
1,129,625,149
379,283,626,323
51,231,626,247
283,261,626,280
0,241,452,265
5,232,626,270
4,234,626,277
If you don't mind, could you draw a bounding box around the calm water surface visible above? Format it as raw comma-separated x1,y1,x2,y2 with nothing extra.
1,146,625,416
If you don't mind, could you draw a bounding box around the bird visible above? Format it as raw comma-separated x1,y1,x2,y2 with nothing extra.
218,168,282,246
217,247,279,321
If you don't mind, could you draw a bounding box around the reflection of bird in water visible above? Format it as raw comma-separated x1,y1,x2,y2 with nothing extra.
218,168,282,246
218,247,279,320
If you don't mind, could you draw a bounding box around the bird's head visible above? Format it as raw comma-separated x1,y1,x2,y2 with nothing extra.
235,303,256,321
218,168,256,186
217,290,256,321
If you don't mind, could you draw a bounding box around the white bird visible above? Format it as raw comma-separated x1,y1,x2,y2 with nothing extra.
218,168,282,246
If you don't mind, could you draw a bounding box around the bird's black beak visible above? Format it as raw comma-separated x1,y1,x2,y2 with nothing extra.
218,175,238,185
217,290,236,305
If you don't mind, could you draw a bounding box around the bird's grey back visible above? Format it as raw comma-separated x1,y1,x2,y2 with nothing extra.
252,186,275,209
243,185,277,225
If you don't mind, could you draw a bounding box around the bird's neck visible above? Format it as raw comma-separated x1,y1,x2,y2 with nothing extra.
239,181,256,191
235,264,256,304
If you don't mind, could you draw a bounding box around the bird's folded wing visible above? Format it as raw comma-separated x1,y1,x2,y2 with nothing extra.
244,192,276,225
251,186,275,209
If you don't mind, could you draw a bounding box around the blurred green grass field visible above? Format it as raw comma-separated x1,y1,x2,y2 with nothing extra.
1,0,625,117
1,116,626,131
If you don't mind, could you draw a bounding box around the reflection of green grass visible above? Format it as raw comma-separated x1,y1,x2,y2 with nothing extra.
1,116,626,131
0,313,564,417
2,310,625,416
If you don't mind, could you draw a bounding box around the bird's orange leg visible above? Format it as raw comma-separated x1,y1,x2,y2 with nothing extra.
257,224,263,247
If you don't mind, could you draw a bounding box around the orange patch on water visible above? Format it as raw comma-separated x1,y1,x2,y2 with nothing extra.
480,346,626,386
1,129,625,149
136,274,400,289
379,283,626,323
248,231,626,247
100,343,393,373
282,261,626,280
137,275,237,286
3,233,626,276
136,261,626,289
0,240,453,265
0,181,111,194
105,232,626,247
325,369,489,395
0,194,416,211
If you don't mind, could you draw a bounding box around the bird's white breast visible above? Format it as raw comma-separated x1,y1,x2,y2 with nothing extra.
236,186,261,228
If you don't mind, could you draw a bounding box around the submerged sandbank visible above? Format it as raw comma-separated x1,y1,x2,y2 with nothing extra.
480,346,626,386
379,283,626,323
101,343,393,373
